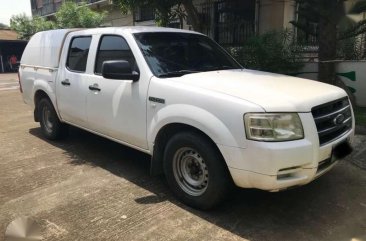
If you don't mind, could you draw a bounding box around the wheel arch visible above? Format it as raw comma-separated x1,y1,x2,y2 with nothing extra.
148,104,238,176
150,122,230,176
33,88,60,122
148,104,238,148
34,89,50,122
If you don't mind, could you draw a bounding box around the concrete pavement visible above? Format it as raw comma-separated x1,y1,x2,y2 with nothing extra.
0,73,19,91
0,73,365,241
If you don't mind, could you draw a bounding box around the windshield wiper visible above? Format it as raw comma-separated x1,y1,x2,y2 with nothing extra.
158,70,200,78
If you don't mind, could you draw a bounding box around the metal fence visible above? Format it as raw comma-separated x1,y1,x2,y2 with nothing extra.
337,34,366,60
194,0,256,46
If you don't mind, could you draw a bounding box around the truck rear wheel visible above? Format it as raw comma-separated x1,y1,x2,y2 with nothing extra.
38,98,67,140
163,131,233,210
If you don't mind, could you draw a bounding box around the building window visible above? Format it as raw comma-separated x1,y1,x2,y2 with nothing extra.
135,6,155,22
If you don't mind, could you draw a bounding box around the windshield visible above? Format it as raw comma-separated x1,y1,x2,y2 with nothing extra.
134,32,242,78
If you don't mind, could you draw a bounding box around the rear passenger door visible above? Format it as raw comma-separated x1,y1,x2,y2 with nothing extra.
57,35,92,127
86,34,147,149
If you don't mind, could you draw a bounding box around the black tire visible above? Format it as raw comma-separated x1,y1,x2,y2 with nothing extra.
163,131,233,210
38,98,68,140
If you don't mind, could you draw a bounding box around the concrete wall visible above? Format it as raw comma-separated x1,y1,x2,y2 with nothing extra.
99,6,134,27
296,62,366,107
258,0,296,34
282,0,296,29
135,20,156,27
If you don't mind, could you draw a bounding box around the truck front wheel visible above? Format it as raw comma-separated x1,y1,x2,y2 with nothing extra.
38,98,67,140
163,131,233,210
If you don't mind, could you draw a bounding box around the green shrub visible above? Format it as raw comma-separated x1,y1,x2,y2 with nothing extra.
337,36,365,60
227,30,304,75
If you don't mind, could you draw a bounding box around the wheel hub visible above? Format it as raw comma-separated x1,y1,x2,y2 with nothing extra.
173,147,209,196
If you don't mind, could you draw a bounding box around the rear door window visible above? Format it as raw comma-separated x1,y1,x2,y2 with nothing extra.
66,36,92,72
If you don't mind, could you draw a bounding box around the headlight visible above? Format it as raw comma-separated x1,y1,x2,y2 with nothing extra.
244,113,304,141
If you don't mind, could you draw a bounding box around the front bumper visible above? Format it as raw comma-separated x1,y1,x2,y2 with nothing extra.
228,160,337,191
218,113,354,191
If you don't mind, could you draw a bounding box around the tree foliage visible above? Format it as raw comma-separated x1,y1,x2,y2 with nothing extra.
291,0,366,87
55,1,106,28
114,0,201,30
115,0,178,26
10,14,55,40
228,30,304,75
10,1,105,40
292,0,366,46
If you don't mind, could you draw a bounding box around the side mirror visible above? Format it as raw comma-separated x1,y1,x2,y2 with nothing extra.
101,60,139,82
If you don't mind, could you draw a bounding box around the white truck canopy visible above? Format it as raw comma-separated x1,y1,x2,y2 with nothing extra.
21,29,75,68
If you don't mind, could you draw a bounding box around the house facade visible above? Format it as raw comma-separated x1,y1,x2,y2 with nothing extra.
30,0,297,46
30,0,365,48
30,0,366,106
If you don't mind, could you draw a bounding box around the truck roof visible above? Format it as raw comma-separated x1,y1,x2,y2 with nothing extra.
20,27,200,69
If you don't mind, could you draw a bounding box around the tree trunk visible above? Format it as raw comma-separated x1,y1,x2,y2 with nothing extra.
336,76,356,107
318,0,356,105
181,0,201,31
318,7,337,85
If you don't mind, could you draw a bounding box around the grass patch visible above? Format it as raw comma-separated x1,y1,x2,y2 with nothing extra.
354,107,366,126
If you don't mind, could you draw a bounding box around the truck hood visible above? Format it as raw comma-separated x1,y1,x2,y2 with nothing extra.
170,69,347,112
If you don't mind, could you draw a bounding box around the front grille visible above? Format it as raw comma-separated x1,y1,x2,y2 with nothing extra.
312,97,352,146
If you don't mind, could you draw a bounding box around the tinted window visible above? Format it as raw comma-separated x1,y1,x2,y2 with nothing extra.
134,32,241,78
95,35,136,74
67,36,92,72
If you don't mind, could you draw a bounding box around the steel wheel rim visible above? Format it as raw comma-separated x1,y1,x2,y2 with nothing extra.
172,147,209,196
42,105,54,132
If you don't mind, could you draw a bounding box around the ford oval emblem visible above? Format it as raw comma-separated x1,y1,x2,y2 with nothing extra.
333,113,345,125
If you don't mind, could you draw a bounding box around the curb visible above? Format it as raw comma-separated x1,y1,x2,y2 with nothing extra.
346,135,366,170
355,125,366,135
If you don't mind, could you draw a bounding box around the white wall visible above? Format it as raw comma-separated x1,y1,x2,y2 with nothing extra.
296,62,366,107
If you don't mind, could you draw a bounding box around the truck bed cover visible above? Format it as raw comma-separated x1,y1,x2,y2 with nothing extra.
21,29,76,68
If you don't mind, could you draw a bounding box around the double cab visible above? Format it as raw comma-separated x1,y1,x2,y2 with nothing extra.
19,27,354,209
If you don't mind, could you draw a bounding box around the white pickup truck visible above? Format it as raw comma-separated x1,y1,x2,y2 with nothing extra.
19,27,354,209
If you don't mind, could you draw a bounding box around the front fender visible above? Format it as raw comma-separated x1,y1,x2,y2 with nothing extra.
148,104,239,152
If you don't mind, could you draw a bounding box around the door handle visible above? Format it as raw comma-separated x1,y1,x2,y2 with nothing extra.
89,84,101,92
61,79,70,86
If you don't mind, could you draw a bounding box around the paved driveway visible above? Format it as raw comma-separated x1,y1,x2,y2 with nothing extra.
0,74,365,241
0,73,19,91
